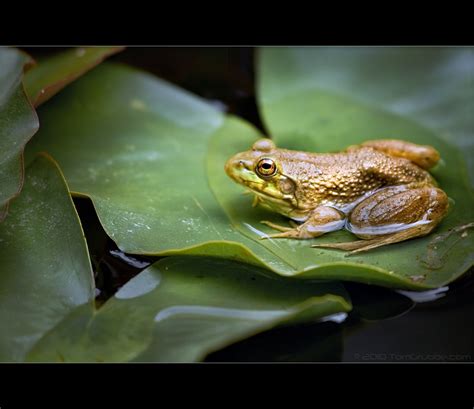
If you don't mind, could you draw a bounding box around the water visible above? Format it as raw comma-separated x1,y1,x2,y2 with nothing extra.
207,276,474,362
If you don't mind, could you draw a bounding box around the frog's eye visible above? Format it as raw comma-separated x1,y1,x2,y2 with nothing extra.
256,158,277,177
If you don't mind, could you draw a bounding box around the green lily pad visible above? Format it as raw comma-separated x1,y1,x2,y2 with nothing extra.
24,64,289,273
27,257,351,362
257,47,474,184
24,46,124,107
25,58,473,290
254,47,474,286
0,154,94,362
0,48,39,221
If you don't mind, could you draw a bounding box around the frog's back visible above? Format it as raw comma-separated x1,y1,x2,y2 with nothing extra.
275,146,435,208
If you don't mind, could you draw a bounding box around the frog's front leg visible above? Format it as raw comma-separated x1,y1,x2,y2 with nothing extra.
260,206,345,239
313,185,449,254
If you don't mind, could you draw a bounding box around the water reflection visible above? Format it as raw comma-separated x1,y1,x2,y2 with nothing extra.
397,286,449,303
155,305,290,322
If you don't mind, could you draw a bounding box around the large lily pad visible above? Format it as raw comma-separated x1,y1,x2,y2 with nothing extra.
257,47,474,183
0,48,39,221
253,46,474,287
25,57,473,289
0,154,94,362
24,64,287,271
24,46,124,107
27,257,351,362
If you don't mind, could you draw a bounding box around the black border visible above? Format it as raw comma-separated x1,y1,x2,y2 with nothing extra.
3,13,474,46
2,17,473,409
2,363,473,407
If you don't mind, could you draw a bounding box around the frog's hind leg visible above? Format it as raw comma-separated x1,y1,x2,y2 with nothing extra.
313,186,449,254
260,206,345,240
355,139,440,169
312,223,437,254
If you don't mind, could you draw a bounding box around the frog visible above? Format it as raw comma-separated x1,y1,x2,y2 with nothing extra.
224,138,449,254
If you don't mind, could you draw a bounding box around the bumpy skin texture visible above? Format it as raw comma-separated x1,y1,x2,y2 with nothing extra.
225,138,449,253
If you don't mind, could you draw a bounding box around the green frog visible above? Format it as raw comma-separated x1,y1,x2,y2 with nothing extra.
224,138,449,254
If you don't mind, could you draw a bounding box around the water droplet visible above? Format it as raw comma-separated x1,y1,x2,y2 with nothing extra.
130,98,147,111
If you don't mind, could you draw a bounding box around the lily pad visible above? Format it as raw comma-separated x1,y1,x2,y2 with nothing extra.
25,58,473,289
257,47,474,184
0,48,39,221
24,46,124,107
0,154,94,362
254,47,474,286
24,64,289,272
27,257,351,362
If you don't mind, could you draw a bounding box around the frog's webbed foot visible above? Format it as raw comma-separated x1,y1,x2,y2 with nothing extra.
260,220,310,239
260,220,293,232
312,224,435,255
312,237,390,255
260,227,317,240
260,206,345,240
312,239,374,252
261,230,308,239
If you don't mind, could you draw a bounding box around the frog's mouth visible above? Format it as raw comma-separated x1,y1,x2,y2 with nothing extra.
250,189,310,221
225,154,303,217
248,187,290,207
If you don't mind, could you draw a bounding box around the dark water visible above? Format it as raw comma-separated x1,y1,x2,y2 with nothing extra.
27,47,474,362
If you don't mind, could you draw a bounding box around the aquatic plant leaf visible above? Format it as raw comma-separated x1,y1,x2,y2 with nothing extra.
0,154,94,362
0,48,39,221
257,47,474,183
27,257,351,362
25,64,286,272
24,46,124,107
254,47,474,288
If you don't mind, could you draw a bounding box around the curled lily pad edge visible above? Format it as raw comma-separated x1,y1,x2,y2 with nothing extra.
0,49,40,222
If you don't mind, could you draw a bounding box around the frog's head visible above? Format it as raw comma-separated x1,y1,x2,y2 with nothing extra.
225,138,307,218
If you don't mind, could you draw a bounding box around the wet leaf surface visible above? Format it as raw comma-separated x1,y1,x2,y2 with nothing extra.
0,154,94,361
27,257,351,362
0,48,39,221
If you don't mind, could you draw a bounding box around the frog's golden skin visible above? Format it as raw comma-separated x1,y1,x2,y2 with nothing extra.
224,138,449,254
